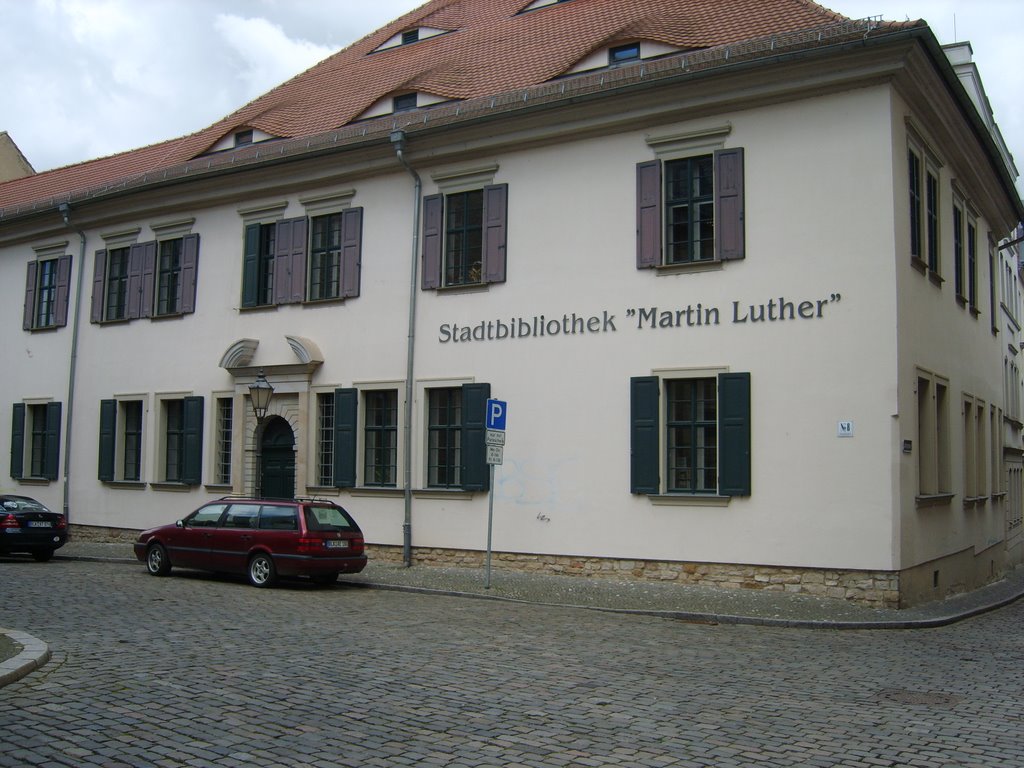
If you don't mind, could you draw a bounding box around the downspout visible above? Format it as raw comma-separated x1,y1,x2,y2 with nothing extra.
391,130,421,567
57,202,87,528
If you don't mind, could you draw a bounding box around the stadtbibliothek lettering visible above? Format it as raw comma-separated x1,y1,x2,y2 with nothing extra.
437,293,842,344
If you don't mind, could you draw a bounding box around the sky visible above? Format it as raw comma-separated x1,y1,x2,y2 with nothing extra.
0,0,1022,195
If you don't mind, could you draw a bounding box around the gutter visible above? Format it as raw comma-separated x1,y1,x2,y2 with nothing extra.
390,130,421,568
56,203,86,527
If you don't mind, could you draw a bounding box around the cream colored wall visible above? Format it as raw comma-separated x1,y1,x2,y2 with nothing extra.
2,83,971,573
890,91,1008,570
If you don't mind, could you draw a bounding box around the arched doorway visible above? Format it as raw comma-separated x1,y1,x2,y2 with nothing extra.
260,416,295,499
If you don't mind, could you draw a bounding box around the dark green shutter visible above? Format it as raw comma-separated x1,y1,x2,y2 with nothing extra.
98,399,117,482
181,396,204,485
90,250,107,323
333,388,358,488
44,401,62,481
718,372,751,496
630,376,660,494
10,403,25,479
461,382,491,492
241,224,261,307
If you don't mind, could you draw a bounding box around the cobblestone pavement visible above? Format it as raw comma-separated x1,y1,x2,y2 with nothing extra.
2,559,1023,767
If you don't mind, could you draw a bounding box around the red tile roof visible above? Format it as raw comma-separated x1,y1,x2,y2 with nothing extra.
0,0,911,217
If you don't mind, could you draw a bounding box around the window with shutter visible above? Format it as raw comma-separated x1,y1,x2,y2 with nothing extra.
629,373,750,497
422,185,507,289
635,148,744,269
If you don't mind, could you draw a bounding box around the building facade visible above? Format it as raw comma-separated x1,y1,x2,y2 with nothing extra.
2,0,1022,607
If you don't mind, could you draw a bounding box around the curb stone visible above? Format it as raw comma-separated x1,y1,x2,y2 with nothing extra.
0,628,50,687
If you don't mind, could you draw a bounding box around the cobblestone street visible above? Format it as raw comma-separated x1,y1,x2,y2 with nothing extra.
2,559,1022,767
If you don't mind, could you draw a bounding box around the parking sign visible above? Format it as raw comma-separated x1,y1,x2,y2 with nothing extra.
486,399,507,431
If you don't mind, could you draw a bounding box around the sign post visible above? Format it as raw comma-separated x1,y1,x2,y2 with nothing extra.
484,399,507,589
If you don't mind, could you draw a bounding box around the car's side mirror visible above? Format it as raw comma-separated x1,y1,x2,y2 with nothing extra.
176,520,184,528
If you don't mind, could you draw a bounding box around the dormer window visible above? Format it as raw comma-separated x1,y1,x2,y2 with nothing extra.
373,26,448,52
521,0,573,10
234,130,254,147
393,93,418,112
610,43,640,65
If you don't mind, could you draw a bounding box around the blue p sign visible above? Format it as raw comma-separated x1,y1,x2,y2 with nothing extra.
486,399,507,431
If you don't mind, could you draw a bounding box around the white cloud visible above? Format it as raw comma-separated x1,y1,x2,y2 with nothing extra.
213,14,336,101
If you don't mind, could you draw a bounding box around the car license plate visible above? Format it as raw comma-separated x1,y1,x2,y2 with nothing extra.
28,521,52,528
325,540,348,549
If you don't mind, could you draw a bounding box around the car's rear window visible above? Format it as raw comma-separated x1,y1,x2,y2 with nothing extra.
303,505,356,532
2,498,50,514
259,506,298,531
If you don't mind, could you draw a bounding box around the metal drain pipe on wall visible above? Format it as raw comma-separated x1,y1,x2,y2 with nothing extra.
391,130,421,568
57,203,87,527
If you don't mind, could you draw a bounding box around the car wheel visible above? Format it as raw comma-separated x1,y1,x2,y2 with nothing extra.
146,543,171,576
310,572,338,586
31,549,54,563
248,553,277,588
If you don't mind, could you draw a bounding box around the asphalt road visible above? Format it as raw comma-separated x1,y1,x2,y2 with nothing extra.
2,558,1022,767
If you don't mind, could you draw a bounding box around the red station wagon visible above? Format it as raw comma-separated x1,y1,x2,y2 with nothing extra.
133,497,367,587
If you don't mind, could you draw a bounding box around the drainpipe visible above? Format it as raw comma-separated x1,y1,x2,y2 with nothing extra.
57,202,87,528
391,130,421,568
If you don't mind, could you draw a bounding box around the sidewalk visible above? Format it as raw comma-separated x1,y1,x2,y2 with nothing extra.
54,541,1024,629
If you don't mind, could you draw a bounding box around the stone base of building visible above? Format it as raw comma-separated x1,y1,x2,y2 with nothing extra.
366,544,904,609
71,525,1009,610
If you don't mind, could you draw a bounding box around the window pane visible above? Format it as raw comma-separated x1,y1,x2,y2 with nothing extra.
665,156,714,265
428,388,462,487
666,378,717,493
156,239,182,316
317,393,334,486
165,400,184,482
364,390,398,486
444,190,483,286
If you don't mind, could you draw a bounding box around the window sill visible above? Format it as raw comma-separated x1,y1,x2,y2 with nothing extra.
149,482,195,492
203,484,233,493
14,477,52,486
95,317,131,326
969,307,981,319
413,488,476,500
649,494,730,507
916,493,954,508
150,312,185,321
351,487,404,498
239,303,277,313
105,481,147,490
963,495,987,508
655,259,723,276
436,282,489,295
910,256,928,275
303,296,346,306
955,295,968,308
927,271,944,287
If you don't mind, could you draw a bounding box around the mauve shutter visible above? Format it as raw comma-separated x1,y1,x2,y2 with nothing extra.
23,261,37,330
636,160,661,269
273,217,306,304
44,401,62,480
333,388,358,488
54,254,72,327
139,241,157,318
241,224,261,307
717,372,751,496
340,208,363,298
288,217,307,303
98,399,116,482
127,243,145,319
422,194,443,289
179,234,200,314
460,383,491,492
182,396,204,486
482,183,508,284
630,376,660,494
10,403,25,479
91,250,107,323
715,147,745,261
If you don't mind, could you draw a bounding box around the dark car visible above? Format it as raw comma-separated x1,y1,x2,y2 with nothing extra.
133,497,367,587
0,495,68,562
